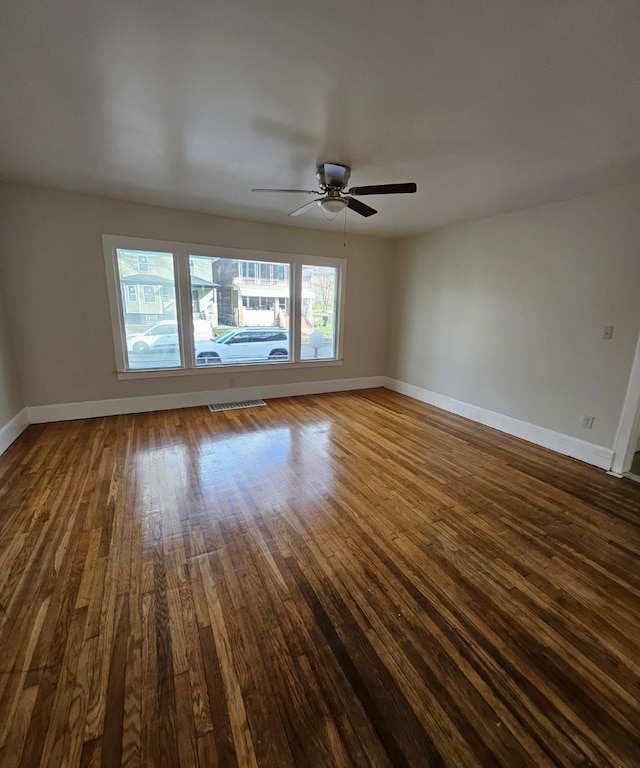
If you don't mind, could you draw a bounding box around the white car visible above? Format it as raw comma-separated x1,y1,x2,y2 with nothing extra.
195,327,289,364
127,319,212,354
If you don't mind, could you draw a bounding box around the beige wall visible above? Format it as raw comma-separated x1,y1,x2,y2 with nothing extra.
2,179,639,454
389,184,640,448
0,183,393,406
0,280,23,427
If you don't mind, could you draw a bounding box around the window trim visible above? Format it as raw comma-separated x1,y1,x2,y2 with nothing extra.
102,234,346,378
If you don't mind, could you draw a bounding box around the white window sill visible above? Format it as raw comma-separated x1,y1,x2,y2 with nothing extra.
115,358,344,380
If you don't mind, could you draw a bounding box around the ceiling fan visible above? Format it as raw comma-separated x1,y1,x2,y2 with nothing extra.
252,163,417,218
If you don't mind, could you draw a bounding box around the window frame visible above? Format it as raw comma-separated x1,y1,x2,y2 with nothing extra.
102,234,346,379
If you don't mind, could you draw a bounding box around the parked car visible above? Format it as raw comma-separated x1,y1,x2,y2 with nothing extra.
127,320,179,354
194,327,289,364
127,319,212,354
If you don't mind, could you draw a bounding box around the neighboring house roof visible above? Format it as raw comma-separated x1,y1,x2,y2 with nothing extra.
191,276,218,288
121,274,217,288
120,274,173,286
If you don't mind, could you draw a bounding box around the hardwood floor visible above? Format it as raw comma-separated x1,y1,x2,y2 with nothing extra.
0,389,639,767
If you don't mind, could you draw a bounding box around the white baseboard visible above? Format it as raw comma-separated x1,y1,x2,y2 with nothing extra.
26,376,386,423
385,378,614,470
0,408,29,456
13,377,616,472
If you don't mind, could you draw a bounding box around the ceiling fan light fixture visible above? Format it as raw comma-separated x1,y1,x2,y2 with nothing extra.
319,198,347,215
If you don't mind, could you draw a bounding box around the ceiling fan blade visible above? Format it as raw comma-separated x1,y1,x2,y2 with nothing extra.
288,199,322,217
346,197,377,217
252,188,319,194
323,163,348,188
348,182,417,196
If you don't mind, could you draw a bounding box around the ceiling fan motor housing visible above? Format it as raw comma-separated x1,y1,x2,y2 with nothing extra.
317,163,351,190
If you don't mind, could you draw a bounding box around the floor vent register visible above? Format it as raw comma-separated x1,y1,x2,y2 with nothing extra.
207,400,267,413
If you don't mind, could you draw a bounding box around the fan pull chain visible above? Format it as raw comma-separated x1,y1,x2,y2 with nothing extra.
343,204,347,247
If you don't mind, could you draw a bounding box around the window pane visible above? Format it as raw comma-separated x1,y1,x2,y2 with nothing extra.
190,255,290,366
301,265,338,360
116,249,181,370
142,286,157,303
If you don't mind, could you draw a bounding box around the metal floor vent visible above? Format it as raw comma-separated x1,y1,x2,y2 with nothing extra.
208,399,267,413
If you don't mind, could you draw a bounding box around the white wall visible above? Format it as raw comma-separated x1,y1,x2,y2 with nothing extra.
0,183,393,408
389,184,640,449
0,281,23,428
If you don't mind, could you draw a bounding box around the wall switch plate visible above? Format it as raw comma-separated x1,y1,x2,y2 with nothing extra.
602,326,614,340
582,415,594,429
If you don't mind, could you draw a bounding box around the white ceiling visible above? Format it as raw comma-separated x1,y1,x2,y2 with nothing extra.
1,0,640,237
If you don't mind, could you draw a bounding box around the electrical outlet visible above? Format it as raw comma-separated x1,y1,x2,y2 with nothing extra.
602,326,614,340
582,415,594,429
229,376,236,387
